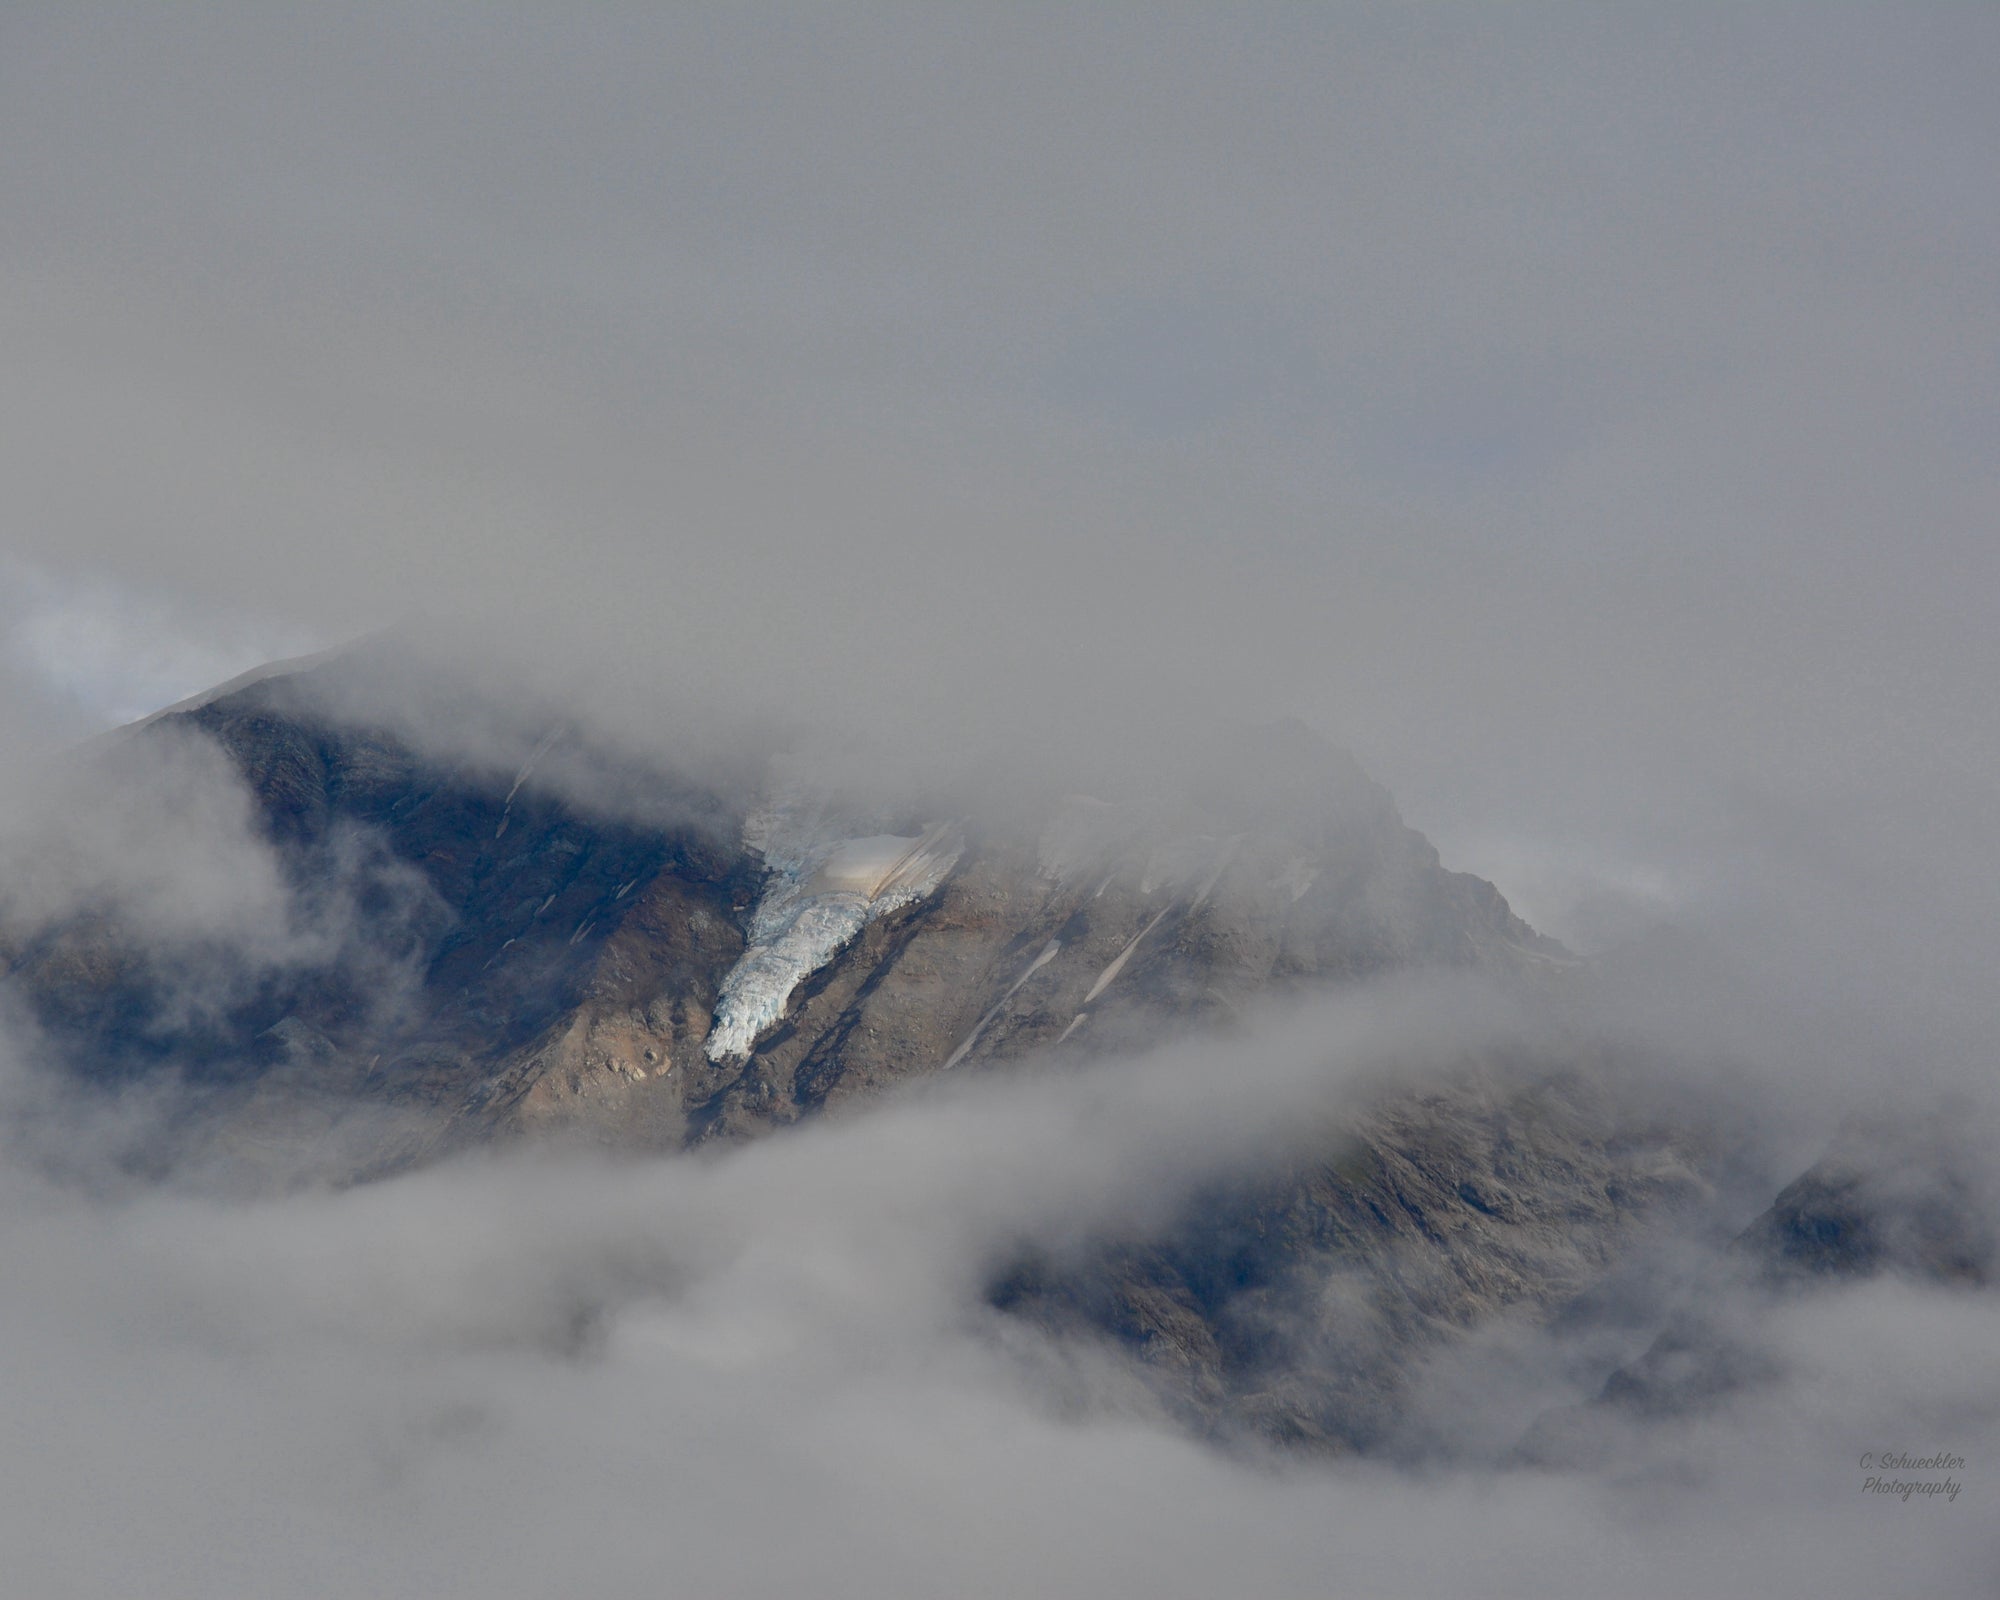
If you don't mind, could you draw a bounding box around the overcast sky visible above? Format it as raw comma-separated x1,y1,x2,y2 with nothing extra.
2,2,1995,946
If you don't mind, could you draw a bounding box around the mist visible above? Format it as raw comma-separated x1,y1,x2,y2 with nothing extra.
0,977,1992,1596
1,4,1995,1594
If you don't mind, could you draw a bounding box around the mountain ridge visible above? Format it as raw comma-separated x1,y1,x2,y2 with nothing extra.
2,647,1782,1452
3,647,1563,1172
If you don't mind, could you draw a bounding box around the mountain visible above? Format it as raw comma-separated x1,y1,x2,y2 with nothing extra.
3,649,1560,1165
0,647,1745,1448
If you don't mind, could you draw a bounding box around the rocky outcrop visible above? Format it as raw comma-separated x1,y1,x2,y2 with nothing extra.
994,1059,1716,1451
1512,1102,1998,1459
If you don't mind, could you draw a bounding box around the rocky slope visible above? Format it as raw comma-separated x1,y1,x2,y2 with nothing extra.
1,648,1756,1448
1597,1104,1994,1420
995,1056,1719,1450
2,652,1561,1167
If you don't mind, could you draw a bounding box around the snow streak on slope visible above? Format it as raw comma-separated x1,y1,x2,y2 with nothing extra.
705,789,962,1062
942,938,1063,1070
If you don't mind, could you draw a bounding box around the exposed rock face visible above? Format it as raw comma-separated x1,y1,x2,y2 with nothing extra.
1734,1107,1997,1291
1512,1103,1999,1457
0,659,756,1175
994,1059,1717,1450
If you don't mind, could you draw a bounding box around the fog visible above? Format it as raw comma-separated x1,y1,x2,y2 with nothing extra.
0,980,1994,1598
1,5,1995,1593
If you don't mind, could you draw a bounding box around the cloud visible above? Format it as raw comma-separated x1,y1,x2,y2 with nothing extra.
0,6,1992,860
0,715,451,1153
0,979,1993,1597
0,558,323,732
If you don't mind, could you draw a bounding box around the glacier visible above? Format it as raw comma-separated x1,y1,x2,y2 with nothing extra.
705,790,963,1063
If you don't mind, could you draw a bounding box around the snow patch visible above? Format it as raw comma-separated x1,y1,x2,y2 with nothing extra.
942,939,1062,1070
1081,904,1174,1005
705,795,963,1063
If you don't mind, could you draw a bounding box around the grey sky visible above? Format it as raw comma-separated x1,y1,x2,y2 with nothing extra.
3,7,1993,900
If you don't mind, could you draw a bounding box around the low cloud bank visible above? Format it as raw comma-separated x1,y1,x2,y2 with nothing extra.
0,954,1993,1596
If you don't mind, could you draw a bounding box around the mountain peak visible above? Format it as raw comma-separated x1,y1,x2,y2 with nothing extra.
4,651,1558,1175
